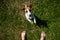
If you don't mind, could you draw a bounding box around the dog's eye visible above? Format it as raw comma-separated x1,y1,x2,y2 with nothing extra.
26,11,28,13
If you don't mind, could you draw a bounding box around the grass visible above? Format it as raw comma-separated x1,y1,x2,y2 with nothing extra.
0,0,60,40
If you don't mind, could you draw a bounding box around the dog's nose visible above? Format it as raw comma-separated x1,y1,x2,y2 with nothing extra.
29,15,32,17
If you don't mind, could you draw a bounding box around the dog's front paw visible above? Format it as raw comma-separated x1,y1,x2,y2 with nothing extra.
34,21,36,24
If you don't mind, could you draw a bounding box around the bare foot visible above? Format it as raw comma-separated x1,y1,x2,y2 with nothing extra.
21,31,26,40
40,31,46,40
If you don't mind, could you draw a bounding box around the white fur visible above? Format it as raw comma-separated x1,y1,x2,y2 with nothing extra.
25,10,36,24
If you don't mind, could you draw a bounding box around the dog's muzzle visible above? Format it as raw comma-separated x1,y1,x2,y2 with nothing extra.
29,17,33,21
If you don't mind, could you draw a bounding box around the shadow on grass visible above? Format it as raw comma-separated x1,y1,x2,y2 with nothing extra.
35,15,48,28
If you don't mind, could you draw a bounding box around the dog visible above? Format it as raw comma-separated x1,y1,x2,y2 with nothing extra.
22,4,36,24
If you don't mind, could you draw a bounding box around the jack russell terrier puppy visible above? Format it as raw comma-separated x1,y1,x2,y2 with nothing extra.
22,5,36,24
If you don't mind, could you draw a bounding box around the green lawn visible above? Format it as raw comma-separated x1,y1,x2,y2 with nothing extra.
0,0,60,40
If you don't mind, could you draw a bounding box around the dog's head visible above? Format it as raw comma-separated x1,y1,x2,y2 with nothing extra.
22,4,32,12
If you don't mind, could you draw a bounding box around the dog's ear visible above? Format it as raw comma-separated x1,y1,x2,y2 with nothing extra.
21,8,25,11
29,5,32,8
27,4,32,8
28,5,32,11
